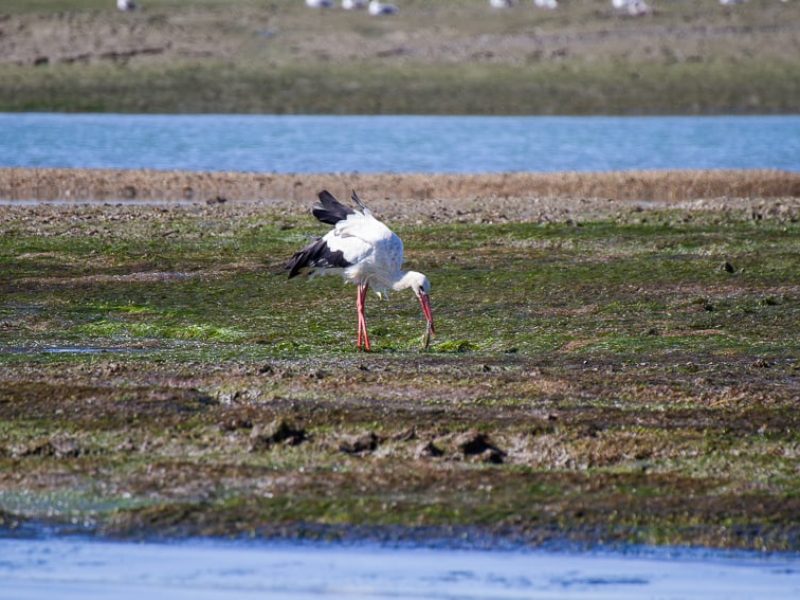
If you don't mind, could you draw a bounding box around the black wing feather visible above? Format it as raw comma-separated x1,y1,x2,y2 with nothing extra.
285,237,352,279
312,190,354,226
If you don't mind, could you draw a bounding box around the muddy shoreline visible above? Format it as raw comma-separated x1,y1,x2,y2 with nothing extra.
4,168,799,201
2,168,800,223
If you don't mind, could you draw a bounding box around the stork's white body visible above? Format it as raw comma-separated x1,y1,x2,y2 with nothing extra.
342,0,368,9
534,0,558,9
306,0,334,8
117,0,137,11
321,207,405,296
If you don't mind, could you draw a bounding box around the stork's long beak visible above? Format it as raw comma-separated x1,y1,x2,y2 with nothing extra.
419,292,435,336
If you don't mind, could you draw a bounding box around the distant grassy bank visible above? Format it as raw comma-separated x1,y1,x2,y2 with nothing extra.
1,0,799,114
2,60,799,115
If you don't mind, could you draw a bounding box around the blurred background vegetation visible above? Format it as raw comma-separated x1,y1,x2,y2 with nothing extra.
1,0,798,113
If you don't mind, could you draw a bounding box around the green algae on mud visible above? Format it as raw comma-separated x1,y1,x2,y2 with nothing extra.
1,192,800,550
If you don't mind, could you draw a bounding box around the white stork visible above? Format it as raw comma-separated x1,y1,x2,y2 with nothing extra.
342,0,368,9
368,1,399,16
286,190,434,351
611,0,650,15
626,0,651,15
117,0,137,11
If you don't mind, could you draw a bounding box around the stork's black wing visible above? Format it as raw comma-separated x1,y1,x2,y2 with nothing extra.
285,236,352,279
312,190,355,226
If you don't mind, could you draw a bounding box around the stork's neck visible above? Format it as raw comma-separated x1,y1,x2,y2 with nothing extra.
390,271,414,292
390,270,425,293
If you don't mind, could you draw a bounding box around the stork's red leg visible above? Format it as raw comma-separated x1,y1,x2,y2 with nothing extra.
358,283,371,352
356,284,364,349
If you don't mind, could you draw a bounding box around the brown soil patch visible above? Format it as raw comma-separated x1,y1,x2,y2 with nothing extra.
2,169,799,223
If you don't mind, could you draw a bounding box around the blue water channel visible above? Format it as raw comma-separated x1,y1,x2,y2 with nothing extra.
1,537,799,600
0,114,798,173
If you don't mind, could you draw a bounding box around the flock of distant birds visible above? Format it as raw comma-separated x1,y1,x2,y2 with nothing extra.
115,0,789,16
115,0,400,15
306,0,399,14
302,0,788,17
302,0,790,16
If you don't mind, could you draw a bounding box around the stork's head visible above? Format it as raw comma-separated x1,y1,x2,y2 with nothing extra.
402,271,435,337
404,271,431,297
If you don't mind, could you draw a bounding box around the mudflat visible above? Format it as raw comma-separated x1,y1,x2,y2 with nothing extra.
1,0,799,113
1,168,799,549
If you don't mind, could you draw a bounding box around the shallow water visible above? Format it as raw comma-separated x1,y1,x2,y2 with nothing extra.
41,347,108,355
0,199,198,207
1,538,799,600
3,346,148,355
1,114,798,173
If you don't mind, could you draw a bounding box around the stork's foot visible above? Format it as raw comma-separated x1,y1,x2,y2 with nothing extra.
356,321,372,352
